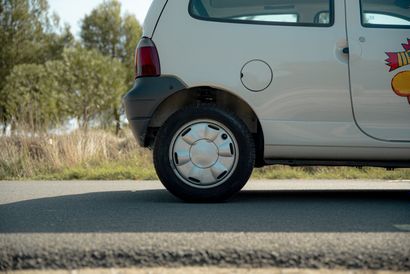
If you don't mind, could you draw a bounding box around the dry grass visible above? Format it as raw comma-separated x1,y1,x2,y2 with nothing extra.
0,129,156,180
0,130,409,180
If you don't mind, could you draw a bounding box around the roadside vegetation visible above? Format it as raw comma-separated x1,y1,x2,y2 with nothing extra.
1,1,408,181
1,130,409,180
0,0,141,135
0,130,155,180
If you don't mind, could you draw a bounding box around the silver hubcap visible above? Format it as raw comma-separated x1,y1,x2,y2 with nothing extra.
170,120,238,188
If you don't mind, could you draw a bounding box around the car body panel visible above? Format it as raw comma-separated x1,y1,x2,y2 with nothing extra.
155,0,351,124
346,0,410,142
142,0,168,38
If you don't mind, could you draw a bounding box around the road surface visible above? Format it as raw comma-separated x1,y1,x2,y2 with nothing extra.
0,180,409,271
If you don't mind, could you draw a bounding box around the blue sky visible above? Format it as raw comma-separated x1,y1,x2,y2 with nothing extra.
48,0,153,36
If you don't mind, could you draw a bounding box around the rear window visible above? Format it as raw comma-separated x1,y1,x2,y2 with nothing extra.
360,0,410,28
189,0,334,27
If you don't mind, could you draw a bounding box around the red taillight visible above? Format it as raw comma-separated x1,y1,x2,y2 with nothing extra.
135,37,161,79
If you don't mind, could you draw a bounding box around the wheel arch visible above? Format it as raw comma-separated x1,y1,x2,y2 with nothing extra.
146,86,265,166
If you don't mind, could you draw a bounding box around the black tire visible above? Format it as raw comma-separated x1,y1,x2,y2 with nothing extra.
153,105,255,202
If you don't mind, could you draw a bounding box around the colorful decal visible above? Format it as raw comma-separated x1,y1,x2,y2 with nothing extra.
385,39,410,104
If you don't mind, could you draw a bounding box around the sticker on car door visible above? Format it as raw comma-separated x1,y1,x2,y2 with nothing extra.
385,39,410,104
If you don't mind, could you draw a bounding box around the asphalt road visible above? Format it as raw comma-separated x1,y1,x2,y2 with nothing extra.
0,180,410,271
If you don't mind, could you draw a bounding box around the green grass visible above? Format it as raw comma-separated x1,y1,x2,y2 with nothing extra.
252,165,410,180
1,129,409,181
33,160,158,181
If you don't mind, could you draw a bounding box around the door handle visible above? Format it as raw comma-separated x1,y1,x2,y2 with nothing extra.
342,47,349,54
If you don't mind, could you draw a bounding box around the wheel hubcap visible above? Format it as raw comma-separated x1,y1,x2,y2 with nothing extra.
190,140,218,168
170,120,238,188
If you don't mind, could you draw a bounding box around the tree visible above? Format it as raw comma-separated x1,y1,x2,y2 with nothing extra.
120,13,143,75
81,0,141,68
0,0,73,132
81,0,122,58
0,63,65,132
57,46,126,131
80,0,142,134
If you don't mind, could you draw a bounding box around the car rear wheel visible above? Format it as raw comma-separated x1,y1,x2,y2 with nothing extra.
153,105,255,202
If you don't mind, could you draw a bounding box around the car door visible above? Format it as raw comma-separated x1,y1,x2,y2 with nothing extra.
346,0,410,141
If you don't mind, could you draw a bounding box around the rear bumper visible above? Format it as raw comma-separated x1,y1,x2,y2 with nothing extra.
127,118,151,147
123,76,186,146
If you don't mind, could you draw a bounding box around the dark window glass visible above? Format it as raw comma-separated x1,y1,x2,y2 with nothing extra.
190,0,333,27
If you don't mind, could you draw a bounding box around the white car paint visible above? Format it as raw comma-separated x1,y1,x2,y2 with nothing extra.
346,0,410,142
142,0,167,38
146,0,410,161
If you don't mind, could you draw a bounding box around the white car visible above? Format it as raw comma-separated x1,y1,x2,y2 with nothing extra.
124,0,410,202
